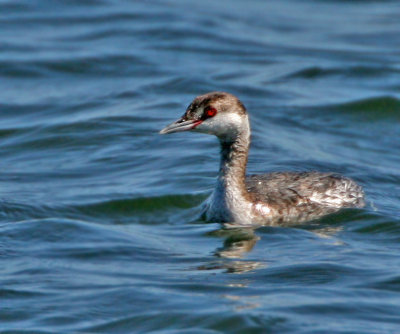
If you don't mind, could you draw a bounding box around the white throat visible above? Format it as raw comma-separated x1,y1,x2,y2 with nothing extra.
205,115,254,224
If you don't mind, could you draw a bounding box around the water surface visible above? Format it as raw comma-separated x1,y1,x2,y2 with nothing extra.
1,0,400,333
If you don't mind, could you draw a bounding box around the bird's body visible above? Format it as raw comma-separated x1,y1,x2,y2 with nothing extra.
160,92,365,227
206,172,364,226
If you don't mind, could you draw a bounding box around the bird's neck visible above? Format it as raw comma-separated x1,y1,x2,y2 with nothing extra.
215,120,252,221
219,136,249,189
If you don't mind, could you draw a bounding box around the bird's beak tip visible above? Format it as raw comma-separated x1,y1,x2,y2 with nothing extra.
159,118,198,135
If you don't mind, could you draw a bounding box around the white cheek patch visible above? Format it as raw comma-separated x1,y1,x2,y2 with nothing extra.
195,113,246,138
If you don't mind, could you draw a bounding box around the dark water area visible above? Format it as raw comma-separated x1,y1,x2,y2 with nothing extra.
1,0,400,333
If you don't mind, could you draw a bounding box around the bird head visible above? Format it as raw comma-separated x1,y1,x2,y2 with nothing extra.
160,92,248,142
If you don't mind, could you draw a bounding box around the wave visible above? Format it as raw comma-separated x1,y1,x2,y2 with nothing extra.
73,194,205,216
301,96,400,122
283,65,399,80
332,96,400,117
0,54,155,78
0,194,206,225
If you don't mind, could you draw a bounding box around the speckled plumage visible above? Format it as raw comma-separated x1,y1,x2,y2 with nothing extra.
160,92,365,227
246,172,364,224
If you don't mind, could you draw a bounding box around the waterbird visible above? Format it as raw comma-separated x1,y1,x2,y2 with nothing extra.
160,92,365,227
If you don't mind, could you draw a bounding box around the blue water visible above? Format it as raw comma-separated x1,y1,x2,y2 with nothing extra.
1,0,400,333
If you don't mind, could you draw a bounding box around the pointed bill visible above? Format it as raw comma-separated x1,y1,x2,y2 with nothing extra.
159,118,201,134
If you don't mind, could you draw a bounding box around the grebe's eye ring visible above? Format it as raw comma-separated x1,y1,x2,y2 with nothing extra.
204,106,217,118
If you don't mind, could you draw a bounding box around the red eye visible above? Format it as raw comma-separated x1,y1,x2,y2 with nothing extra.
205,106,217,118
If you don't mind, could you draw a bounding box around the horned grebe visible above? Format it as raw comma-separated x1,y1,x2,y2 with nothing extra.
160,92,365,226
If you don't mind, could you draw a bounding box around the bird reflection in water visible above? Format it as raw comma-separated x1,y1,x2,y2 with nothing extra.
213,227,259,259
197,218,346,274
197,227,265,274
